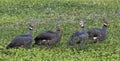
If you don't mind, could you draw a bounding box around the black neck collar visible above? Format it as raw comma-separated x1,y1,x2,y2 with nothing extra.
29,27,33,30
81,26,84,28
103,23,107,27
57,30,61,31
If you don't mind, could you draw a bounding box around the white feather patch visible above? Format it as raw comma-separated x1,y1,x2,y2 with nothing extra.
42,40,46,42
93,37,97,40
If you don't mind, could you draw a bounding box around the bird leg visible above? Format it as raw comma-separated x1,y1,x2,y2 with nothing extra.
35,39,47,45
45,45,53,50
20,45,25,48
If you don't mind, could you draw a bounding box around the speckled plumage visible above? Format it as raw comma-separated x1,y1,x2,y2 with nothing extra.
67,21,88,46
87,19,108,43
34,24,62,48
6,22,35,49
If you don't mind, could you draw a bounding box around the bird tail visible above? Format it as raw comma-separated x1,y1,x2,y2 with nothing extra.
66,39,74,46
6,43,13,49
34,36,40,41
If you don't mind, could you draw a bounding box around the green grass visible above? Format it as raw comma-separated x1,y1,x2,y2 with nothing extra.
0,0,120,61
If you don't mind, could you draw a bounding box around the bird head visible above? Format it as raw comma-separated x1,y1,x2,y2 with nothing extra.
28,21,35,30
103,18,109,27
56,24,61,31
79,21,84,27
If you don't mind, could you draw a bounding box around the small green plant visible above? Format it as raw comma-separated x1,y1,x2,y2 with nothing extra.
0,0,120,61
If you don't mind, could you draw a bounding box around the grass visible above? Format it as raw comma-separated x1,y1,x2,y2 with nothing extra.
0,0,120,61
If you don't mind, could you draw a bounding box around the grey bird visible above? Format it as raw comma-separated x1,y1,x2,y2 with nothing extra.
34,24,62,48
6,22,35,49
67,21,89,47
87,18,109,43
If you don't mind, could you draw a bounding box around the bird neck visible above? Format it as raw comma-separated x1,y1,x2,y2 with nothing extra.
102,24,107,31
102,24,107,34
56,30,61,33
81,27,85,32
28,27,33,36
56,30,62,37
